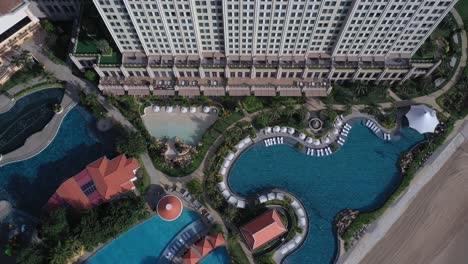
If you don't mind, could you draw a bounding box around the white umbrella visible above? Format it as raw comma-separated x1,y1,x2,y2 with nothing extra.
222,160,231,168
166,106,173,113
181,107,188,113
203,106,210,113
332,128,339,135
306,137,313,144
323,137,331,144
242,137,252,144
313,140,320,146
281,127,288,133
273,126,281,133
190,106,196,113
299,133,306,140
335,119,343,127
287,128,295,134
152,105,160,112
405,105,439,134
265,127,272,133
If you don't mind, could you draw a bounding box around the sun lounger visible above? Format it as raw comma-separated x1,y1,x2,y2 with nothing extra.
276,193,285,200
327,147,332,154
337,141,343,146
272,138,276,145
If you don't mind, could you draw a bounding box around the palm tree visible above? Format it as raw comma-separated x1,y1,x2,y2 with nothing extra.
364,103,381,117
269,102,282,122
43,70,55,83
96,39,110,54
353,81,369,97
48,241,73,264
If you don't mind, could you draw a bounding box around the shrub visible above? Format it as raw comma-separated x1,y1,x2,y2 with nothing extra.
116,131,147,158
41,19,55,33
84,70,97,82
242,96,264,113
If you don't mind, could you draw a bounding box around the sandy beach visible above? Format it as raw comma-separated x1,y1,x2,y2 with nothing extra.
361,142,468,264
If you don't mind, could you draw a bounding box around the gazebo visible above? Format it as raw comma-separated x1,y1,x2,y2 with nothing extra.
157,195,183,221
405,105,439,134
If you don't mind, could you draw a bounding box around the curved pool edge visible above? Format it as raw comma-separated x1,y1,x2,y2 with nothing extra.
218,114,410,264
0,99,77,167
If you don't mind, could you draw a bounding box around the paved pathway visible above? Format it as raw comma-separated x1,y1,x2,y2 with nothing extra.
6,76,46,97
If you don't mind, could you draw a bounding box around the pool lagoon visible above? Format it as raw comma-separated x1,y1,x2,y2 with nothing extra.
0,88,64,155
0,105,117,215
228,120,424,263
200,246,229,264
141,108,218,145
87,210,200,264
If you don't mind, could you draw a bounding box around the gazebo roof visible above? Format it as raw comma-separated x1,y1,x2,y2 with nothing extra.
405,105,439,134
157,195,183,221
207,233,226,248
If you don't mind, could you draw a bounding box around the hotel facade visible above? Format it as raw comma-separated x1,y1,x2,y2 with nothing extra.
70,0,457,97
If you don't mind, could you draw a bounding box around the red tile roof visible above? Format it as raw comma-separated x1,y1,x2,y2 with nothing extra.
207,233,225,248
47,155,139,210
182,248,201,264
86,155,139,200
194,238,214,257
0,0,22,15
240,209,287,250
157,195,183,221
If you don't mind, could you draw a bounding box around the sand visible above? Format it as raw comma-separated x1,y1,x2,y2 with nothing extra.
361,142,468,264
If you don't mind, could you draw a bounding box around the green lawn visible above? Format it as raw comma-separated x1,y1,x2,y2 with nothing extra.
76,39,98,54
456,0,468,31
100,50,122,64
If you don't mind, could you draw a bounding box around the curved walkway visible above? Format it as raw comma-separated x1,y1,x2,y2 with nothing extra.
0,89,77,166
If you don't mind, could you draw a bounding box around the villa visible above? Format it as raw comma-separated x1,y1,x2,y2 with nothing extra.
240,209,287,251
47,154,139,210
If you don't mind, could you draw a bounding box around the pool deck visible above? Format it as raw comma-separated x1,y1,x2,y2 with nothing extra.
0,89,78,167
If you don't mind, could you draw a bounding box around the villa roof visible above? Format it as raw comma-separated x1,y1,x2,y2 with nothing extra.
194,237,214,257
182,248,200,264
47,155,139,211
86,155,139,200
0,0,23,15
157,195,183,221
240,210,287,250
207,233,225,248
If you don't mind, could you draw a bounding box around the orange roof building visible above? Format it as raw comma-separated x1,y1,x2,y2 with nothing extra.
182,248,201,264
47,154,139,210
194,237,214,257
207,233,225,248
157,195,183,221
240,209,287,250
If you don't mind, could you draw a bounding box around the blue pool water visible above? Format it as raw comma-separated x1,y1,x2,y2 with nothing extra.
0,105,117,215
229,120,424,264
200,247,229,264
0,88,64,154
87,210,200,264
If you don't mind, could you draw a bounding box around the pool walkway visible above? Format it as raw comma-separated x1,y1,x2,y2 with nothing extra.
0,89,77,167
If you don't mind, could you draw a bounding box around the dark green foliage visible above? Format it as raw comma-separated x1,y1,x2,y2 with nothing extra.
253,105,308,129
325,81,391,105
437,77,468,118
116,131,147,158
242,96,264,113
40,19,55,33
17,195,150,264
84,70,97,82
79,92,107,119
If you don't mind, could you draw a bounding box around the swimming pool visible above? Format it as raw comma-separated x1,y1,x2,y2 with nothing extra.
200,247,229,264
87,210,200,264
228,120,424,263
141,109,218,145
0,105,117,216
0,88,64,155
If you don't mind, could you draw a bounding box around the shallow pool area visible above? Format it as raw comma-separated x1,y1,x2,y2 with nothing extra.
0,105,117,216
0,88,64,155
87,210,200,264
200,246,229,264
228,120,424,263
141,108,218,145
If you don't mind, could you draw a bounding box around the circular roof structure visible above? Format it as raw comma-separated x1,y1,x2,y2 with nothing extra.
157,195,183,221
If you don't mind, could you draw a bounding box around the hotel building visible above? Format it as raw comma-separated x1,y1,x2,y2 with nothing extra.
70,0,457,97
